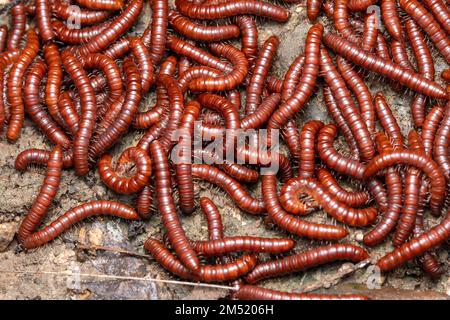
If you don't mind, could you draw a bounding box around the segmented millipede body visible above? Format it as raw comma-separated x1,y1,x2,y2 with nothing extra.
192,164,265,215
178,56,191,75
381,0,403,41
282,177,377,226
192,236,295,256
0,50,20,133
442,69,450,82
89,57,142,159
75,0,124,10
188,43,248,92
400,0,450,63
282,120,302,164
58,92,79,136
198,94,240,130
433,100,450,183
7,4,26,51
24,61,71,149
377,208,450,271
199,197,224,240
76,0,143,56
168,10,240,42
150,141,200,272
144,238,257,282
43,43,66,129
133,81,168,129
298,120,323,178
317,168,370,207
279,178,319,216
268,23,322,129
391,40,414,71
136,185,153,219
52,2,112,25
392,131,423,247
364,150,446,216
166,35,232,73
36,0,54,42
363,135,403,246
178,66,222,93
245,244,368,283
422,0,450,34
128,37,153,93
375,33,391,61
281,55,305,102
18,146,63,244
241,93,281,130
174,0,290,22
307,0,323,22
347,0,377,11
333,0,359,43
98,147,152,194
136,113,169,153
374,93,403,150
52,20,111,44
422,105,444,156
0,25,7,52
61,50,96,175
245,36,279,115
22,200,139,249
362,12,377,52
262,174,348,240
336,57,375,134
322,33,448,99
15,149,74,171
175,100,202,214
234,15,258,64
322,85,360,159
233,285,369,300
149,0,168,64
320,48,375,161
405,19,434,127
7,29,40,143
156,74,184,151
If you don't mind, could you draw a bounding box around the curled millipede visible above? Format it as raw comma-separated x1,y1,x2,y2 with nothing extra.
317,168,370,208
98,147,152,194
192,236,295,256
15,148,74,171
233,285,369,300
323,33,448,99
150,140,200,272
363,150,446,216
7,29,40,143
262,174,348,240
245,244,368,283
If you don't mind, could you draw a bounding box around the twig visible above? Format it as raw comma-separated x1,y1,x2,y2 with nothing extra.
0,269,235,291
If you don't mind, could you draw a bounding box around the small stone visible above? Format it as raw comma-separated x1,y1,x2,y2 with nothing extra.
0,222,18,251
